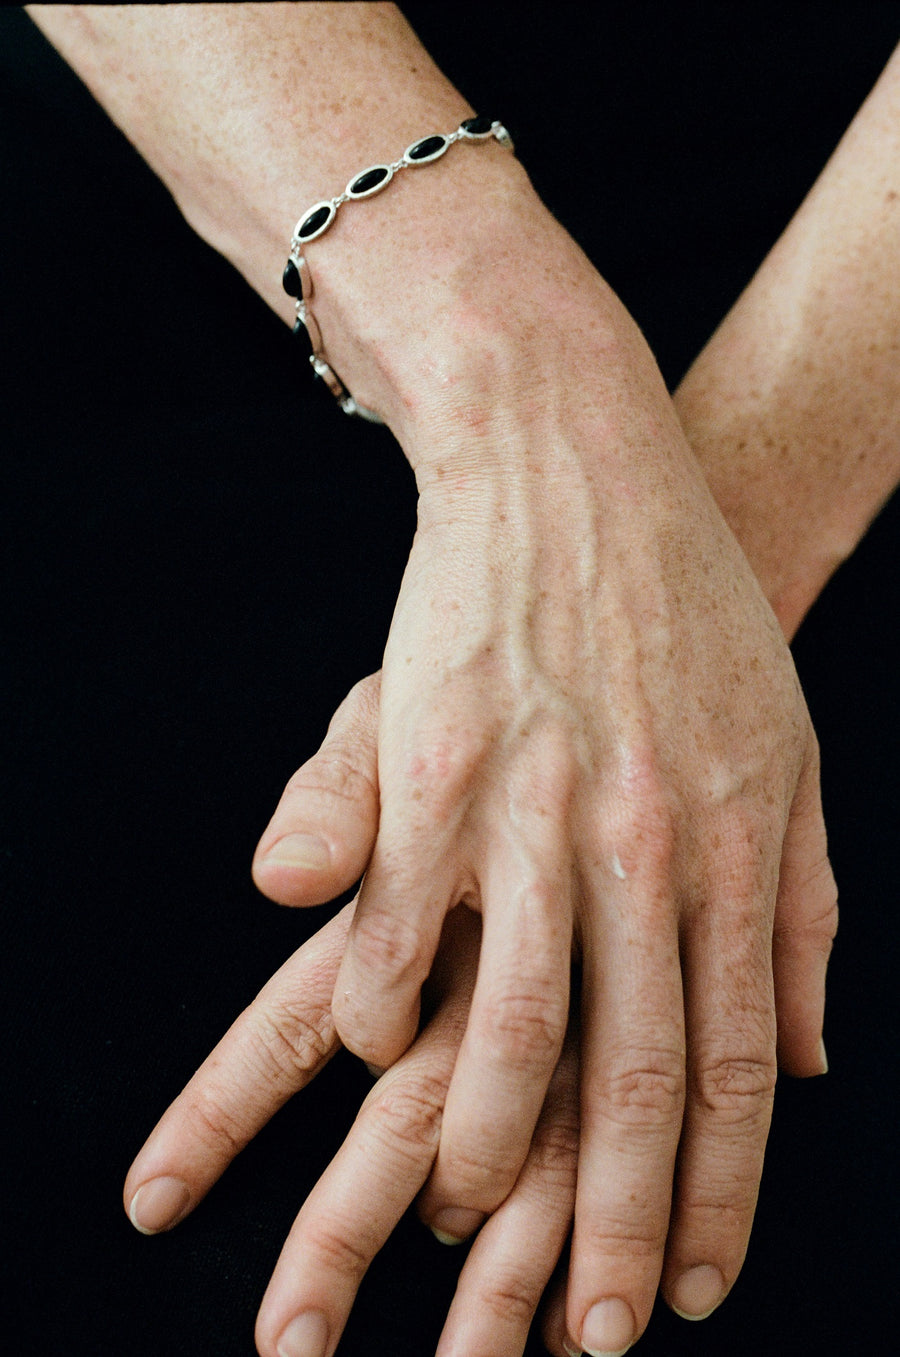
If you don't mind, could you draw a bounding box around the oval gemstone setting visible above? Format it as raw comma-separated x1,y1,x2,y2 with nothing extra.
295,201,336,242
347,164,393,198
460,115,496,138
405,134,449,164
282,258,302,297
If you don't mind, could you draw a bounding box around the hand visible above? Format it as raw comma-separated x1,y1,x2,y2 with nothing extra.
125,768,579,1357
255,439,837,1357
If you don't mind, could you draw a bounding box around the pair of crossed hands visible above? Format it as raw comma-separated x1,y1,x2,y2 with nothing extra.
123,279,837,1357
29,7,898,1356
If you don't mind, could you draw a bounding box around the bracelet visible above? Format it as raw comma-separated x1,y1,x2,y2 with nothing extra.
282,116,514,421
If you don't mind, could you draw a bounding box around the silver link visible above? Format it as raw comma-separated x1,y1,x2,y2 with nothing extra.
285,119,513,419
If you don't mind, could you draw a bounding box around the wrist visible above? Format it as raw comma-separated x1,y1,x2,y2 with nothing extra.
290,155,692,493
276,148,571,437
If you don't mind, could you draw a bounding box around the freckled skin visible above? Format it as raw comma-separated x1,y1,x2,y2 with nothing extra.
34,7,877,1355
676,46,900,639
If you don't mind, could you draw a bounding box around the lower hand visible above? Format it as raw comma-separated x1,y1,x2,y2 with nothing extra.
125,863,578,1357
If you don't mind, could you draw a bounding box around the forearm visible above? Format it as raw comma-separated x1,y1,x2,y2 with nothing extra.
675,45,900,637
27,2,692,493
27,2,478,321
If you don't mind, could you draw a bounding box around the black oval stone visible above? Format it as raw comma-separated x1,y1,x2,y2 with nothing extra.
408,134,447,161
282,258,302,297
291,316,313,360
460,115,495,136
349,165,390,196
298,203,334,239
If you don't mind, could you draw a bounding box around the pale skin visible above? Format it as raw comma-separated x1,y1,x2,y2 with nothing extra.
27,4,900,1355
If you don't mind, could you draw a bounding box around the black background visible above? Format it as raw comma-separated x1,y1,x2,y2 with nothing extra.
3,5,900,1354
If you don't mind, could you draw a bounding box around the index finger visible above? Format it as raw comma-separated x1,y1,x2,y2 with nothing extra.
124,904,353,1235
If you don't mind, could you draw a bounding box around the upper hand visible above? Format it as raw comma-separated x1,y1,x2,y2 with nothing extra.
257,301,838,1343
260,156,838,1353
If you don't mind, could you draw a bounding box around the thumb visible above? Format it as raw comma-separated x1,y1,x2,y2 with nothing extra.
253,673,380,907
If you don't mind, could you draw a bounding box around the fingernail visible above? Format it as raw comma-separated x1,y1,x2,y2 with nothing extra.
816,1038,829,1075
581,1298,635,1356
429,1206,485,1245
263,833,332,871
129,1176,191,1234
364,1061,386,1079
277,1311,328,1357
563,1339,583,1357
671,1263,726,1320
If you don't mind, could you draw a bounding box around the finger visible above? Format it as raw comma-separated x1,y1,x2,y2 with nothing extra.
253,675,381,907
255,908,479,1357
331,720,479,1064
661,815,779,1323
568,805,685,1357
419,758,573,1239
124,903,353,1235
434,1031,579,1357
330,839,458,1066
772,735,838,1077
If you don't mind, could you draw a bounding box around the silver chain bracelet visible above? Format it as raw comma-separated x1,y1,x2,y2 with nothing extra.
282,116,514,421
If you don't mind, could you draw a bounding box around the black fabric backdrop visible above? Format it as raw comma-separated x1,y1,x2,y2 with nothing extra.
3,5,900,1354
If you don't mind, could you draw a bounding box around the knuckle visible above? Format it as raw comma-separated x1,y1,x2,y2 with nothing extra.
181,1086,248,1160
477,1269,542,1326
606,754,678,884
812,893,840,949
529,1114,580,1190
507,720,580,819
403,724,486,817
363,1072,446,1165
302,1217,371,1280
480,983,567,1071
598,1047,686,1129
581,1210,665,1261
703,803,779,908
351,907,430,986
284,745,377,811
252,1000,334,1084
439,1138,520,1201
778,905,839,961
681,1171,760,1226
777,864,839,951
694,1051,777,1124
